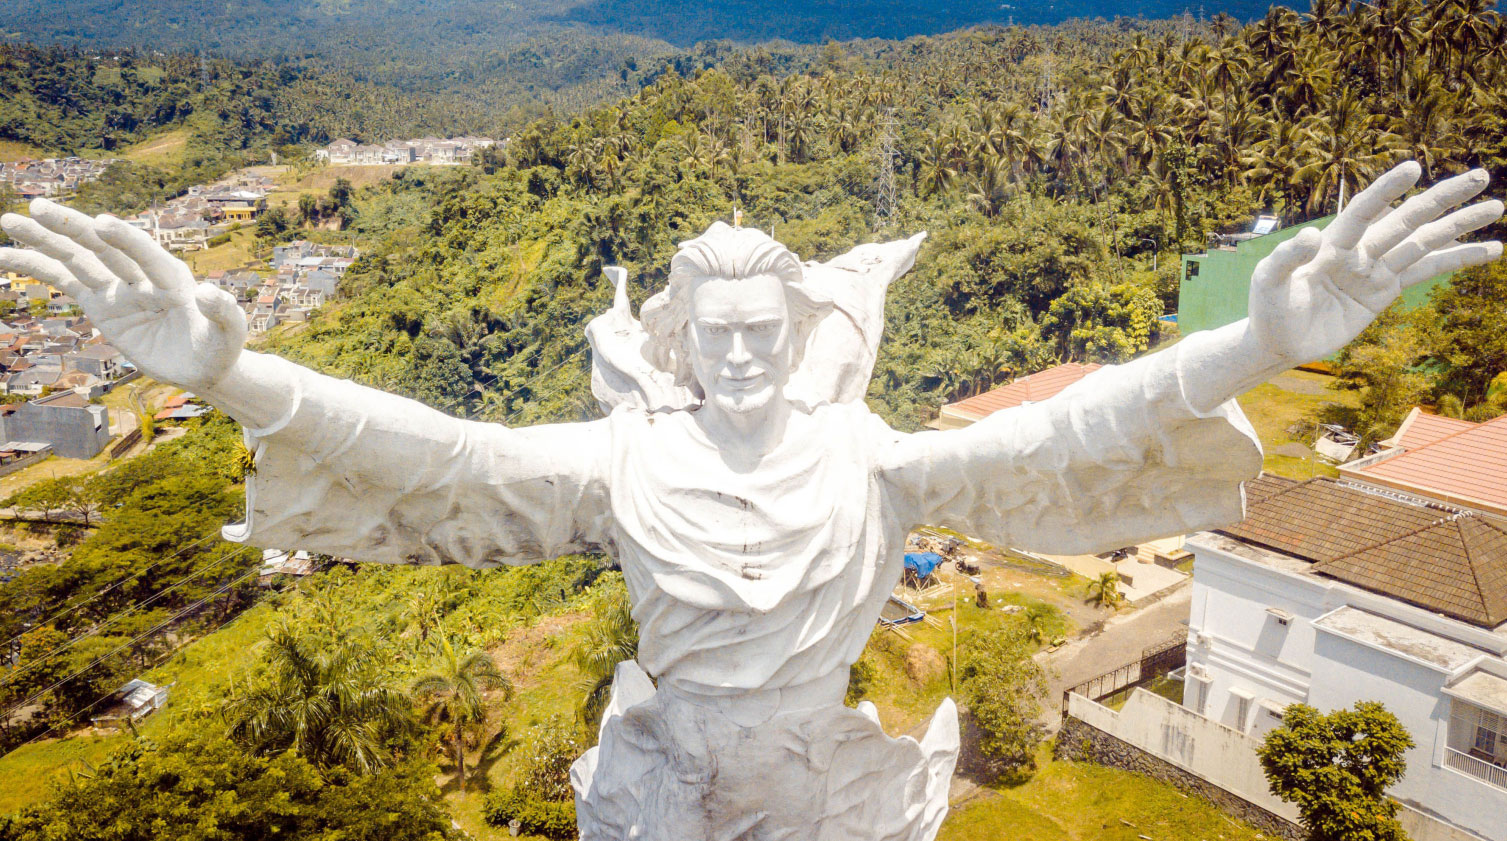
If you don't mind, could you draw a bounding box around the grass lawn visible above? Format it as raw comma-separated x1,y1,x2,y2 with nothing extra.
940,754,1270,841
0,733,125,814
111,128,190,168
183,226,262,275
0,449,115,499
0,140,46,161
1236,368,1357,480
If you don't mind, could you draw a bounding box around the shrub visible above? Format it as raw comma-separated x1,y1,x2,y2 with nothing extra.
483,789,576,839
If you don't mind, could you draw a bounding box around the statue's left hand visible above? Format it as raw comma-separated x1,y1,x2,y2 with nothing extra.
1248,161,1503,365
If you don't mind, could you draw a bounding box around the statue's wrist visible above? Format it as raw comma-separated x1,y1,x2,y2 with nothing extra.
199,351,298,433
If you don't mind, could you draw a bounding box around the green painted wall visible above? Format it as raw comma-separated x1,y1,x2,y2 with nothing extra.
1176,214,1450,337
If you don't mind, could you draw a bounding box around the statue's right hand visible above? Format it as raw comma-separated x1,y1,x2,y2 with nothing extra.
0,199,247,393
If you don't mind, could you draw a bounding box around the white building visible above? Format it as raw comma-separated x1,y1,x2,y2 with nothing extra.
1185,474,1507,841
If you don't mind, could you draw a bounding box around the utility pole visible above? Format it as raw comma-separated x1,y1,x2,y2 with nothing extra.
873,108,898,227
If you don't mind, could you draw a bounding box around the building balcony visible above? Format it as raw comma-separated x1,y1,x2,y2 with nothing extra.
1444,747,1507,791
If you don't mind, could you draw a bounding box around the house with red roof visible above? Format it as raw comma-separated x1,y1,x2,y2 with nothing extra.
1339,408,1507,516
933,362,1103,430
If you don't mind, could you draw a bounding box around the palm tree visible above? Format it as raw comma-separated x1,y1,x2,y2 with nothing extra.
224,626,414,773
1019,603,1056,644
572,576,638,729
411,634,511,789
1293,89,1398,214
1086,572,1123,610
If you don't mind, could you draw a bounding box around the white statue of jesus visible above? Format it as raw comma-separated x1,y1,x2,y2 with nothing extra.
1,162,1499,840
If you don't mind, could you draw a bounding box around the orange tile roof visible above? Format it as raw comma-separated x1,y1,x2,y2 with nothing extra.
1220,477,1507,627
1353,413,1507,515
1381,407,1477,450
941,362,1103,422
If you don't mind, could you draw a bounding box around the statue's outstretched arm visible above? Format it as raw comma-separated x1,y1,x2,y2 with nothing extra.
884,163,1502,557
1177,162,1501,413
0,200,612,567
0,199,290,429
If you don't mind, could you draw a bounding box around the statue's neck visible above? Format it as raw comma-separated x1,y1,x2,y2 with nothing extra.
696,395,792,461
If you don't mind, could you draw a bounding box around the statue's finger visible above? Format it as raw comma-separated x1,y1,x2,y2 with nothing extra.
2,211,115,292
1382,200,1503,273
1363,169,1492,261
1397,240,1503,289
1251,226,1322,295
0,247,89,300
193,282,249,341
29,199,150,287
1325,161,1421,250
92,215,196,300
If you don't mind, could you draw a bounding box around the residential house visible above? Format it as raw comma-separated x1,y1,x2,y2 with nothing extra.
321,139,357,164
90,679,170,729
202,190,266,223
249,294,283,333
1179,474,1507,841
1338,408,1507,517
0,390,111,457
65,344,125,381
932,362,1104,430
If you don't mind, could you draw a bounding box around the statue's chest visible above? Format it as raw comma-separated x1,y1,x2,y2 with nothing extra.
608,410,875,594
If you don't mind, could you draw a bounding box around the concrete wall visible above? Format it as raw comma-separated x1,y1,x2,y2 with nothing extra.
1067,690,1299,823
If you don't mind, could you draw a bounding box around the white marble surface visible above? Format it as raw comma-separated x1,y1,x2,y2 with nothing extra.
0,162,1500,840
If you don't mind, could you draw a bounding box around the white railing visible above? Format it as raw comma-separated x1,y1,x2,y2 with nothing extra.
1445,748,1507,790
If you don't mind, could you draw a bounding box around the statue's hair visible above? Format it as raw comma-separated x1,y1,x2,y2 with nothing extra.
641,221,831,395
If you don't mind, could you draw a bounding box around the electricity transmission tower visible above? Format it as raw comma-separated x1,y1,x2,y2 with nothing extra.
873,109,898,227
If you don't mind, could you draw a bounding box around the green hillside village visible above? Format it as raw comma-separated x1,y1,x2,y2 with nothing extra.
2,1,1507,839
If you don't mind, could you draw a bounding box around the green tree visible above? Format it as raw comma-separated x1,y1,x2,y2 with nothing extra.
1257,701,1413,841
255,206,290,240
224,625,415,773
571,574,637,729
411,633,511,789
1428,261,1507,410
0,730,455,841
1086,571,1123,610
956,627,1048,773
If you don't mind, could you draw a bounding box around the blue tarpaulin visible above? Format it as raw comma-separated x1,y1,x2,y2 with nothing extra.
904,552,944,580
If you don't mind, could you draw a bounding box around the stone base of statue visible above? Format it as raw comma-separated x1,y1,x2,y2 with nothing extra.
571,661,959,840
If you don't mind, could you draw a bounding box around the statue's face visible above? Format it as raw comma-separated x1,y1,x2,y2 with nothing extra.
687,272,793,415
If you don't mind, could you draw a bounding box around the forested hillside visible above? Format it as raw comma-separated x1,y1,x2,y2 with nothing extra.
271,1,1507,434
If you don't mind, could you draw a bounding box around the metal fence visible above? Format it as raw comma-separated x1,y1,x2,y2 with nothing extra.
1061,631,1188,718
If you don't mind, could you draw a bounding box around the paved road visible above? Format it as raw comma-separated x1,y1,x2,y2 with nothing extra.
1038,583,1192,730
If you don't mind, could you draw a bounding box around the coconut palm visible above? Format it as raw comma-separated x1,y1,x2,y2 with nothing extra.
411,633,511,789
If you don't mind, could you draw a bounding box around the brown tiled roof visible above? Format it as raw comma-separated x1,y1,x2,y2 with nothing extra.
1313,515,1507,628
1219,477,1507,627
1245,473,1296,504
942,362,1104,421
1222,477,1441,563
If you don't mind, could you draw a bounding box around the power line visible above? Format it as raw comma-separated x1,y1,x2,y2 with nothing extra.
501,349,589,426
0,531,223,652
1,544,253,690
0,566,260,729
0,576,266,760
